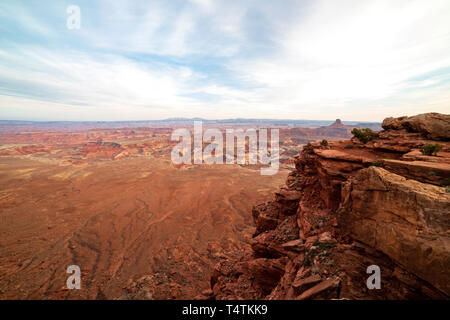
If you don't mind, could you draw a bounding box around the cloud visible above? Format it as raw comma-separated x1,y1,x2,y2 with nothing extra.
0,47,206,120
225,0,450,118
0,0,449,121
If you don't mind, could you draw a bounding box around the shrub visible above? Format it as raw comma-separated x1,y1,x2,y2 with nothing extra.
371,161,383,167
420,143,442,156
344,144,354,149
303,241,335,266
442,178,450,187
320,139,328,146
351,128,378,144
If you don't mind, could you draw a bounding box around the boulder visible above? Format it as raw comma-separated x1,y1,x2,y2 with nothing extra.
382,113,450,140
339,166,450,296
292,274,322,294
296,278,341,300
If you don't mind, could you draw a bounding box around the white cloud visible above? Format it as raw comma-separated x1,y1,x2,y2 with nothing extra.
1,0,450,121
223,0,450,119
77,0,247,57
0,47,207,120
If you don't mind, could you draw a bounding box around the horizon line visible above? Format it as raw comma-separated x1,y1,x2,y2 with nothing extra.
0,118,382,124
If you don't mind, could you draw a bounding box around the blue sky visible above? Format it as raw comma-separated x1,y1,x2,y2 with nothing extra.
0,0,449,121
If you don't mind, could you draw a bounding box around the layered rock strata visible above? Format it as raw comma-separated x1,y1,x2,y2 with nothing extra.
207,113,450,300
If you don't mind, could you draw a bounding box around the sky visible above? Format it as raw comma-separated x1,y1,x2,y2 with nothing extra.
0,0,449,122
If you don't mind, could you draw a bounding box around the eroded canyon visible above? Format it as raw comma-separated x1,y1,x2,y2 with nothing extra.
208,113,450,300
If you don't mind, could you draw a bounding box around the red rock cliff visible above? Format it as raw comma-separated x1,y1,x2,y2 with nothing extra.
206,112,450,300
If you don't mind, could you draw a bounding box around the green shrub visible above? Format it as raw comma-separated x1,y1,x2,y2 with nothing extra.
442,178,450,187
351,128,378,144
320,139,328,146
420,143,442,156
303,241,335,266
370,161,383,167
344,144,354,149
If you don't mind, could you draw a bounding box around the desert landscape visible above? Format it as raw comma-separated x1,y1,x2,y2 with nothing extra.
0,118,374,299
209,113,450,300
0,113,448,300
1,114,448,300
1,0,449,305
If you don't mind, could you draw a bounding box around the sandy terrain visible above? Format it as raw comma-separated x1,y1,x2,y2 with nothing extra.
0,121,354,299
0,155,288,299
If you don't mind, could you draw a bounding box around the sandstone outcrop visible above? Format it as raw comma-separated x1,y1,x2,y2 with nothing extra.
382,113,450,140
339,166,450,295
209,113,450,300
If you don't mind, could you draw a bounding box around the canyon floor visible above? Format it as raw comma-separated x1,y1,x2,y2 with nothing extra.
0,119,394,300
0,154,291,299
0,124,297,299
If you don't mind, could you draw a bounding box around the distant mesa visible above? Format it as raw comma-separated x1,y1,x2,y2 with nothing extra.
329,119,346,128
